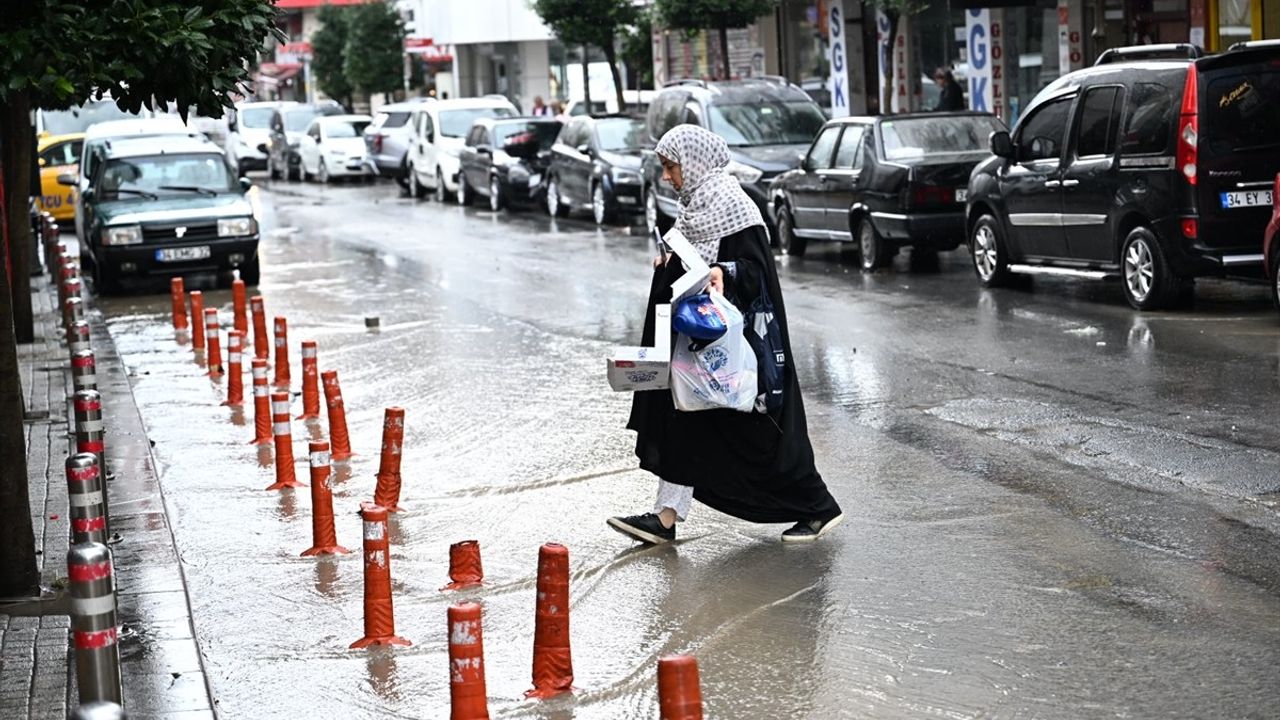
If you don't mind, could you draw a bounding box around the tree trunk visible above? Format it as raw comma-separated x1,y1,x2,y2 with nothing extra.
1,95,35,344
719,26,731,80
602,42,626,112
0,95,40,599
581,45,592,109
881,12,900,115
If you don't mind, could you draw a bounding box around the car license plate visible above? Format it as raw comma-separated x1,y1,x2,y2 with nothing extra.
155,246,211,263
1220,190,1272,209
955,188,968,203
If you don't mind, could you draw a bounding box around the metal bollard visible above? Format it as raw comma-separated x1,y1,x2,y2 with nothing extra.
68,542,123,706
71,349,98,395
70,702,129,720
67,454,109,545
74,389,113,488
68,320,91,355
64,293,84,330
58,260,79,308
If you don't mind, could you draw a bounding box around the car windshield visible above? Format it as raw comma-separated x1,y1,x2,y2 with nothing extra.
439,107,515,138
41,101,138,135
880,116,1005,160
99,153,234,198
595,118,646,150
283,110,319,132
707,101,827,146
495,122,560,150
239,108,274,128
325,121,369,139
1204,69,1280,153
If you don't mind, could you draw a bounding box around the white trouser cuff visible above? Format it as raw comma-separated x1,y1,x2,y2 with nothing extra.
654,479,693,522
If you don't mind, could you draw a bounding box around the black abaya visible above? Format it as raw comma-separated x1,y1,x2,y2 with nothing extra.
626,225,841,523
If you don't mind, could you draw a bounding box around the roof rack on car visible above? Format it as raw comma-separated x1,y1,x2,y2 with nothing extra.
1227,39,1280,51
662,78,708,89
1093,43,1204,65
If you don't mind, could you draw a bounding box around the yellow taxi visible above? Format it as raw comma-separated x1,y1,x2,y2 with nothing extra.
36,132,84,221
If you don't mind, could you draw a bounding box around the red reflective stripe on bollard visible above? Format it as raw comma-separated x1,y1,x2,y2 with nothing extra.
74,627,119,650
73,516,108,533
71,355,94,368
79,440,104,453
74,397,102,413
68,465,100,482
68,561,112,583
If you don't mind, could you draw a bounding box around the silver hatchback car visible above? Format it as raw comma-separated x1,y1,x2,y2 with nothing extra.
364,100,429,186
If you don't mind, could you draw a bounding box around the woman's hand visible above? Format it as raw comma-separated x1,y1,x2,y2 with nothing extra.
653,255,668,268
707,266,724,294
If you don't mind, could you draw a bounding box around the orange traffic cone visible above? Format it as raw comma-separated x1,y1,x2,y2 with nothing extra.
321,370,353,461
204,309,223,376
526,543,573,698
170,277,188,330
250,359,272,445
448,602,491,719
297,340,321,420
251,296,269,360
232,277,248,336
372,407,405,512
350,503,411,649
190,291,206,352
301,441,350,556
266,391,305,490
273,316,291,388
224,330,245,406
442,541,484,591
657,655,704,720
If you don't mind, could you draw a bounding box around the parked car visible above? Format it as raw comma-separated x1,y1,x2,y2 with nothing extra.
546,114,647,225
457,117,562,211
265,104,342,181
405,97,518,201
297,115,374,183
967,42,1280,310
770,112,1006,269
73,116,190,241
641,78,828,237
35,133,84,222
1264,172,1280,313
364,100,426,187
72,134,259,293
226,100,295,175
37,97,149,137
561,90,654,118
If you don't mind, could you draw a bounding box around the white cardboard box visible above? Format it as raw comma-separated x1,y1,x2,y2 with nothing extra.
663,227,712,305
607,304,671,391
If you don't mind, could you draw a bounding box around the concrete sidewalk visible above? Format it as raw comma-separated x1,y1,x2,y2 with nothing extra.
0,273,215,719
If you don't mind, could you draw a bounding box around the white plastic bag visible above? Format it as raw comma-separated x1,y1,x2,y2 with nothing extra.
670,292,758,413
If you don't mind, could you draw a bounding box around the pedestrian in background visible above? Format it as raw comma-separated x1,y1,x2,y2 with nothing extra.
931,67,965,112
609,124,844,545
531,96,552,116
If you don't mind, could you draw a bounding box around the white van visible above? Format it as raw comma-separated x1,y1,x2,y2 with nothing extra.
226,100,296,175
405,97,518,201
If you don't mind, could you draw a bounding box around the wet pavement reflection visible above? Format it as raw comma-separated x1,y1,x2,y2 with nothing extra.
96,179,1280,718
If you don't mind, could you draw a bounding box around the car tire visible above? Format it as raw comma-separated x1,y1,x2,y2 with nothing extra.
268,155,281,181
644,185,670,235
396,155,410,189
287,159,300,182
546,176,567,217
1121,226,1180,311
318,159,330,184
435,168,448,203
592,182,613,226
776,205,807,257
489,175,505,212
408,165,424,198
239,256,261,286
970,214,1011,288
91,254,120,296
858,217,891,272
456,173,472,206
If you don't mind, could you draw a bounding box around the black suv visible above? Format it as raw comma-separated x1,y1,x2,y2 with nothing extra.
968,42,1280,310
641,77,828,236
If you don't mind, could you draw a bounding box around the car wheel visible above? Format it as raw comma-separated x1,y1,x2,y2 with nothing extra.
456,173,472,206
970,214,1010,287
592,183,612,226
1121,226,1179,310
408,165,425,198
489,175,505,212
238,256,261,286
858,217,891,272
318,159,330,184
546,176,566,217
776,205,807,257
268,155,280,181
287,159,300,182
91,255,120,296
644,186,670,234
396,156,410,189
435,169,448,203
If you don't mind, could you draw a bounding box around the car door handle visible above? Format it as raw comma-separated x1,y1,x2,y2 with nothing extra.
1044,180,1062,189
1061,179,1080,187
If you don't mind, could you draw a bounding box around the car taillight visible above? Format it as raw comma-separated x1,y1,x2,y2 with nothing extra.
1177,66,1199,185
372,134,384,153
906,184,953,209
1181,218,1197,239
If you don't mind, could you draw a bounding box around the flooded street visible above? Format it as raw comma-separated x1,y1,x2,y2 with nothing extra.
97,179,1280,718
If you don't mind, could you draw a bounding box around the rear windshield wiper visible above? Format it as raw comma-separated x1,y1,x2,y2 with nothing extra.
158,185,217,196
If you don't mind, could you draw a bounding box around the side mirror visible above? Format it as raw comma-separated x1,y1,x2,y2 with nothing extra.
256,143,269,154
576,143,592,156
990,130,1014,159
239,177,252,192
57,172,77,187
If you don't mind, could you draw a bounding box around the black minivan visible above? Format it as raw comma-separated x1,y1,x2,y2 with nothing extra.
967,42,1280,309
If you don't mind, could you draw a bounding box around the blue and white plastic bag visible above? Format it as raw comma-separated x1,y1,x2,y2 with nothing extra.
670,291,758,413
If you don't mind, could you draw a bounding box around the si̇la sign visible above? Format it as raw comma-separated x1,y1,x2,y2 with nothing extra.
827,3,850,118
965,8,1006,120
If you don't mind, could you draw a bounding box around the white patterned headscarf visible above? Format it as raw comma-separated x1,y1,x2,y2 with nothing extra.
655,124,765,263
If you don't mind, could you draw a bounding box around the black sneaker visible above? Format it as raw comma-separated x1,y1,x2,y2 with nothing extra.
607,513,675,545
781,513,844,543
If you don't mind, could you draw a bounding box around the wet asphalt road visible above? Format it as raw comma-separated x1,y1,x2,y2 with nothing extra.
96,177,1280,719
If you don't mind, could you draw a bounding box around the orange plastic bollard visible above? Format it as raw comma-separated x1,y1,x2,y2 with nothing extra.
249,359,272,445
231,279,248,338
273,317,291,388
442,541,484,591
251,296,269,360
189,291,206,352
526,543,573,698
657,655,704,720
448,602,491,720
372,407,406,512
321,370,353,461
301,441,350,556
266,392,305,490
170,278,188,330
224,331,245,406
204,309,223,376
350,503,411,649
297,340,321,420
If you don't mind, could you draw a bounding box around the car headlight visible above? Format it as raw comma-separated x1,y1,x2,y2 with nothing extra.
612,169,642,184
725,160,763,184
217,217,257,237
102,225,142,246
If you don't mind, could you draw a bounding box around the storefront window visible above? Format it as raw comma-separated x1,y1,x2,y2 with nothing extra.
1218,0,1252,49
